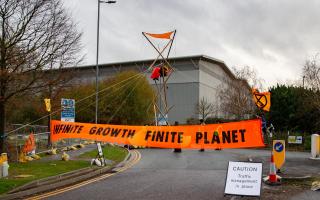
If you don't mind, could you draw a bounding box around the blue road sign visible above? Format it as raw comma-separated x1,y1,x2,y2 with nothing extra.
61,98,75,122
274,142,284,153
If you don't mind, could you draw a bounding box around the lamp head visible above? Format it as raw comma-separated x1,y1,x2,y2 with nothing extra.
99,0,116,3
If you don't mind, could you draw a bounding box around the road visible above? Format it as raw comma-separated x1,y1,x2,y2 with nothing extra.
39,148,319,200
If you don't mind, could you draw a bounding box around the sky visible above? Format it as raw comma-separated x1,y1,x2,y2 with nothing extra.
62,0,320,88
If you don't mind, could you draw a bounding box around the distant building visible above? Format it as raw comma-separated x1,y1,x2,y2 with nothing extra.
69,55,238,124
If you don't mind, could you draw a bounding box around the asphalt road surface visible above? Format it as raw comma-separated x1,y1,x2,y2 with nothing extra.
44,148,319,200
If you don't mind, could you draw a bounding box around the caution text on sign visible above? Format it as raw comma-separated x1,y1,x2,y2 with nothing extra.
224,161,262,197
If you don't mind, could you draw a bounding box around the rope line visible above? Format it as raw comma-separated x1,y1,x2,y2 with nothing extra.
7,53,222,135
74,74,144,116
106,74,146,124
6,69,150,135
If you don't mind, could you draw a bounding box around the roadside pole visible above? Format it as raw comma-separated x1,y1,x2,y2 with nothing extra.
94,0,117,166
44,98,52,148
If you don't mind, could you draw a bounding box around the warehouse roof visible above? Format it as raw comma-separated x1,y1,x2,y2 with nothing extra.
67,55,237,80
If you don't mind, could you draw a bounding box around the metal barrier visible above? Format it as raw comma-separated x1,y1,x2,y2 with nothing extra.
4,124,83,162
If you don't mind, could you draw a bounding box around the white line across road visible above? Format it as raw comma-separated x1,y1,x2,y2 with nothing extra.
26,150,141,200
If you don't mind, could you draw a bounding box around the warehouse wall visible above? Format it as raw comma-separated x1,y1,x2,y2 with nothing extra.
69,56,235,124
198,60,233,119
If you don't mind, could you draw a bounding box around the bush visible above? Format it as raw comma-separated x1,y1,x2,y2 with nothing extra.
60,71,156,125
186,117,199,125
304,135,312,150
186,117,236,125
205,117,234,124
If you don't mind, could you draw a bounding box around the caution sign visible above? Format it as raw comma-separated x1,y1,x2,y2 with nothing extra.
273,140,285,170
224,161,262,197
50,119,265,149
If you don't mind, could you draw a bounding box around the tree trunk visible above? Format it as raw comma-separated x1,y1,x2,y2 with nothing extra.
0,101,5,153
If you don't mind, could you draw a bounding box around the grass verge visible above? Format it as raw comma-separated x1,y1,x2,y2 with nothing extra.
282,176,320,188
0,144,128,195
0,160,88,195
78,144,128,163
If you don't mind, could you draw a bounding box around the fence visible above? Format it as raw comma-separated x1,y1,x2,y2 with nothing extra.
4,124,83,162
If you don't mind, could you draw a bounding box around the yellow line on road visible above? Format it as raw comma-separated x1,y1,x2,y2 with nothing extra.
26,150,141,200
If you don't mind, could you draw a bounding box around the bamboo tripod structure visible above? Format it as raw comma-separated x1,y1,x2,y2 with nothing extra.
142,30,176,126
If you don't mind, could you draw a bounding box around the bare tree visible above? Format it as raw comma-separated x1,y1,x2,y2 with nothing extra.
302,55,320,111
0,0,82,151
195,97,215,120
303,55,320,90
233,66,264,91
218,66,259,120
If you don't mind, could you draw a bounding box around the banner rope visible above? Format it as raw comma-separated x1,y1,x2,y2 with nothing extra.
6,69,150,135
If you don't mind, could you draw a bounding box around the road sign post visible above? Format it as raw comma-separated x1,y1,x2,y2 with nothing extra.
44,98,52,147
61,98,75,146
272,140,285,172
61,98,75,122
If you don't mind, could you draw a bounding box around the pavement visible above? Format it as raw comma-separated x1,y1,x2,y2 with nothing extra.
222,148,320,177
31,148,320,200
1,148,319,200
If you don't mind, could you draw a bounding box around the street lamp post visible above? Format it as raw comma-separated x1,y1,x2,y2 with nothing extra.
96,0,116,124
95,0,116,166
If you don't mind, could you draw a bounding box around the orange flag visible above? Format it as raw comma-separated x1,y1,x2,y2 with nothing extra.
252,89,271,112
144,31,174,39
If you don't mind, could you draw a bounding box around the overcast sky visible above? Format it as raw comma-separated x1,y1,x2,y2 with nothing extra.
62,0,320,88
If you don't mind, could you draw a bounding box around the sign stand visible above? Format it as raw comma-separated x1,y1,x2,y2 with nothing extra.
61,98,75,122
224,161,263,199
61,98,75,151
224,194,260,199
95,142,106,166
272,140,285,173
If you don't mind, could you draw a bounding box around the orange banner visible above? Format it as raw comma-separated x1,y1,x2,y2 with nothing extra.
144,31,174,39
51,119,264,149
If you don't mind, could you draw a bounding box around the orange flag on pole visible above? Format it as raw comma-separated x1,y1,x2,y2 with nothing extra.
252,89,271,112
144,31,174,39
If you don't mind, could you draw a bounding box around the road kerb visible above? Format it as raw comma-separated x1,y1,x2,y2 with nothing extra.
0,148,136,200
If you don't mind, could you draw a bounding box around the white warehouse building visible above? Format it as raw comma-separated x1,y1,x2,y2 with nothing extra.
69,55,237,124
